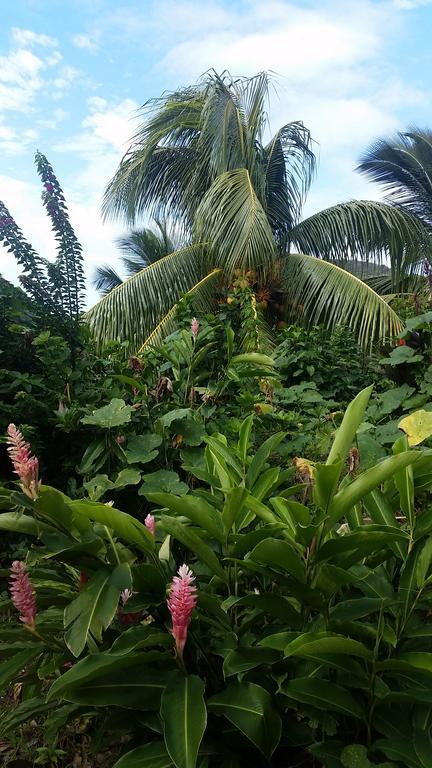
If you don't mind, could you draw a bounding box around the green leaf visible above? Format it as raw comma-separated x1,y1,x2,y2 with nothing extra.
77,438,106,475
284,633,372,660
208,681,281,758
327,452,420,527
223,647,280,677
282,677,364,719
160,515,226,582
316,526,408,564
113,468,142,488
114,743,174,768
238,414,254,465
125,433,163,464
247,537,304,581
158,409,194,429
139,470,189,496
327,385,373,467
146,492,224,542
84,474,114,501
69,499,154,554
246,432,285,489
48,651,171,706
0,512,46,536
161,674,207,768
81,398,133,428
392,435,414,529
222,487,249,534
64,564,131,657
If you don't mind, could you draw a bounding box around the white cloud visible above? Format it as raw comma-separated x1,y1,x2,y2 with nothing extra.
72,33,99,52
11,28,58,48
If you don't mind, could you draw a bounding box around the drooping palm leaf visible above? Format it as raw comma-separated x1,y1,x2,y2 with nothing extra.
195,168,276,277
86,244,212,353
93,264,123,295
284,253,403,347
291,200,425,266
138,268,221,352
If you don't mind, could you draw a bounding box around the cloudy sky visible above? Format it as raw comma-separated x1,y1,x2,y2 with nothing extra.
1,0,432,306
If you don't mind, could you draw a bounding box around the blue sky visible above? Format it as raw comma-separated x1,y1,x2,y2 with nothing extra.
1,0,432,305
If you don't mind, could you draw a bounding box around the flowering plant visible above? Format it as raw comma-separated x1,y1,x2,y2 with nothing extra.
1,388,432,767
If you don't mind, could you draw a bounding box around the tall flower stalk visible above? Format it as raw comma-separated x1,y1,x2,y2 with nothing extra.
6,424,40,500
167,564,197,661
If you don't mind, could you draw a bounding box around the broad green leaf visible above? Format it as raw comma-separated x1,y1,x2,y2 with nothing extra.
223,647,280,676
208,681,281,758
48,650,171,706
238,414,254,465
341,744,395,768
223,593,301,624
146,492,224,542
139,470,189,496
222,487,249,534
113,468,142,488
84,474,114,501
399,409,432,446
125,433,162,464
316,526,408,564
282,677,364,719
392,435,414,529
77,438,106,474
326,385,373,467
160,515,226,581
81,398,133,428
284,632,372,660
330,597,388,623
205,436,243,479
161,674,207,768
327,452,420,527
363,489,406,559
114,743,174,768
313,461,343,512
69,499,154,554
246,432,285,489
0,512,46,536
247,538,305,582
64,564,131,657
158,409,193,429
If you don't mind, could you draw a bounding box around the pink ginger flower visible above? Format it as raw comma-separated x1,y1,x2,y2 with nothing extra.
9,561,36,629
167,564,197,657
6,424,40,500
191,317,199,340
145,513,156,536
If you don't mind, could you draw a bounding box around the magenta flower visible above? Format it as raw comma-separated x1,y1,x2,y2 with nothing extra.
9,561,36,629
167,564,197,657
191,317,199,340
145,513,156,536
6,424,40,500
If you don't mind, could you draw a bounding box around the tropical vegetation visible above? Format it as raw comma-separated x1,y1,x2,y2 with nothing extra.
2,72,432,768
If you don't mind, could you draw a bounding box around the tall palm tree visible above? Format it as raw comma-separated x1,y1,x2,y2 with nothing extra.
86,71,424,353
93,220,178,295
358,128,432,295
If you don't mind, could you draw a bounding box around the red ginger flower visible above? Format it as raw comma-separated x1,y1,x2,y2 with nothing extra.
191,317,199,339
6,424,40,500
399,338,406,346
145,513,156,535
9,561,36,628
167,564,197,657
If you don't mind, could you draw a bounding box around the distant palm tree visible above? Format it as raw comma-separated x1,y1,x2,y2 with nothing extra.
86,71,424,353
93,220,178,296
358,129,432,295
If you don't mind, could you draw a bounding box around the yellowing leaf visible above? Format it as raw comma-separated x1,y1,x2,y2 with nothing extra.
399,410,432,446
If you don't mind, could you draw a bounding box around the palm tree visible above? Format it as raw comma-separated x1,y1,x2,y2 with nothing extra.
358,128,432,296
86,71,424,353
93,220,178,295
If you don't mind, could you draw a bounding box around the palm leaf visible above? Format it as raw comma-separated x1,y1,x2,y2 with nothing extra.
195,168,276,277
291,200,425,264
92,264,123,296
284,253,403,347
138,268,221,352
85,244,211,353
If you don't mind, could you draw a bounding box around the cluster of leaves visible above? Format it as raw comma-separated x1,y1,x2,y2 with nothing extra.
1,388,432,767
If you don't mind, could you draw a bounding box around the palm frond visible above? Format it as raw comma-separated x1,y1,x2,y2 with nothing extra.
138,268,221,352
284,253,403,347
291,200,425,265
264,122,316,242
195,168,276,277
85,244,212,353
92,264,123,296
358,129,432,225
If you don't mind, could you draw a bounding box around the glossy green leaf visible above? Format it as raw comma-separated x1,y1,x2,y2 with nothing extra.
161,674,207,768
282,677,364,719
81,398,133,428
146,493,224,542
326,385,373,466
208,681,281,758
160,515,226,581
114,743,174,768
247,538,304,582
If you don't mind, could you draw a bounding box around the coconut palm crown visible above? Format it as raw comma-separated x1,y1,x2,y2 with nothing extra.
86,71,425,353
